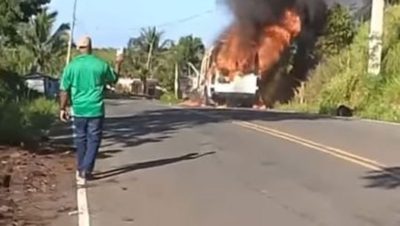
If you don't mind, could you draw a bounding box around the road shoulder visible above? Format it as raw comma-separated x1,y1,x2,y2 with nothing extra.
0,146,77,226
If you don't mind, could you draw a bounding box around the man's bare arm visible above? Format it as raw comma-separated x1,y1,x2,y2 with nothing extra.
114,54,123,76
114,62,122,76
106,55,123,84
59,91,69,111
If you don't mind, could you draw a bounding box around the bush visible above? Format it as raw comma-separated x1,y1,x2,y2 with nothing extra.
280,5,400,122
160,92,179,104
0,70,27,102
0,102,25,144
0,98,57,145
23,97,58,135
0,69,41,102
0,67,58,145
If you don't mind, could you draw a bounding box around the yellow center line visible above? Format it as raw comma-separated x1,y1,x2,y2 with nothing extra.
178,107,399,180
232,121,400,179
234,121,385,167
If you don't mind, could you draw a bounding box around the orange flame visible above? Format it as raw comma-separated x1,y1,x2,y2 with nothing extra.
216,26,258,81
214,9,301,81
258,9,301,75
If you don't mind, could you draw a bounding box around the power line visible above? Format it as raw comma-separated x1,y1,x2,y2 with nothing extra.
146,9,214,30
89,9,215,32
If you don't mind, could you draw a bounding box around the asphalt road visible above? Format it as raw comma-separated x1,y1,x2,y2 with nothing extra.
84,99,400,226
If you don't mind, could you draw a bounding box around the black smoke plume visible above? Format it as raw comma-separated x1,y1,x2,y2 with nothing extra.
218,0,329,106
222,0,327,37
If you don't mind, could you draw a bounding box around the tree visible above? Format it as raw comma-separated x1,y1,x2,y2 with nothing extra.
0,0,50,45
316,3,356,57
128,26,172,72
20,7,70,75
125,27,173,91
0,46,34,74
173,35,205,76
124,27,206,93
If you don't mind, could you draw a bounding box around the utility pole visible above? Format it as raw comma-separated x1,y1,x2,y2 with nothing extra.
66,0,78,65
367,0,385,75
66,0,78,150
174,63,179,99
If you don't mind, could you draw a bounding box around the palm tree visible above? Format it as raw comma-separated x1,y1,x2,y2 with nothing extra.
20,7,70,75
126,26,173,92
128,27,172,72
173,35,205,76
125,27,206,93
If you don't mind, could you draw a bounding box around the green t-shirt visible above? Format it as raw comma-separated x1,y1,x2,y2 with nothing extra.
60,54,118,117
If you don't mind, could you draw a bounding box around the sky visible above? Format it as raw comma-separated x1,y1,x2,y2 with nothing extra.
49,0,234,48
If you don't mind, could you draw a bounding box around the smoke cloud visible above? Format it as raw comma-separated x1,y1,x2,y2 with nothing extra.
221,0,327,38
214,0,329,107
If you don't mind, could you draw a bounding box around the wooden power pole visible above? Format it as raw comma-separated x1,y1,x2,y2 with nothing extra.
174,63,179,99
66,0,78,65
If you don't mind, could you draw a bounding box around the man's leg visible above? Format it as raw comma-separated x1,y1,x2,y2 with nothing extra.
83,117,104,175
73,117,88,174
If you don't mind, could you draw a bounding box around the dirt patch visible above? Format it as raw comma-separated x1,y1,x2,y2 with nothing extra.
0,146,76,226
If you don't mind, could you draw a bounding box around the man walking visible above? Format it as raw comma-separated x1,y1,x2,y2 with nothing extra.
59,36,123,180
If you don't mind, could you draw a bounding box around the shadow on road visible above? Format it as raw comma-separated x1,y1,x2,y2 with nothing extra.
100,107,335,149
92,152,215,180
363,167,400,189
50,105,341,157
97,149,124,159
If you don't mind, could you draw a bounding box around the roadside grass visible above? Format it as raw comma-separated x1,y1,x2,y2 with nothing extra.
0,71,58,146
278,5,400,123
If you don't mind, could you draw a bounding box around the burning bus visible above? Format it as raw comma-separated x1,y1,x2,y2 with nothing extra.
186,0,327,109
199,8,302,108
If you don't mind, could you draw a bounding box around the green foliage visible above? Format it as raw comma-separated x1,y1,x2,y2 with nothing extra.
173,35,205,74
0,102,25,144
23,97,57,134
316,3,356,57
0,0,50,45
0,70,56,145
0,98,57,145
0,5,70,76
282,5,400,122
0,71,25,102
124,27,205,92
0,69,39,102
160,92,180,104
0,47,34,74
20,7,70,74
93,48,117,65
0,2,207,146
124,27,171,84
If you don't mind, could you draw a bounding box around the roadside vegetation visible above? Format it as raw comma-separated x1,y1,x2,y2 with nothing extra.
98,29,206,101
279,2,400,122
0,2,76,224
2,0,400,148
0,0,62,146
0,0,206,145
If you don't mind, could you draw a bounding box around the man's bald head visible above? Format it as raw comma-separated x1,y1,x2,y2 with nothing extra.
77,36,92,54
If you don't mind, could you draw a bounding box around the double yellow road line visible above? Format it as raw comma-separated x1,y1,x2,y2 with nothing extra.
179,106,397,179
233,120,400,179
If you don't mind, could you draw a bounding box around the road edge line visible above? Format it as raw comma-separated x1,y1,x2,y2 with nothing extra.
163,102,400,127
265,109,400,126
76,173,90,226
